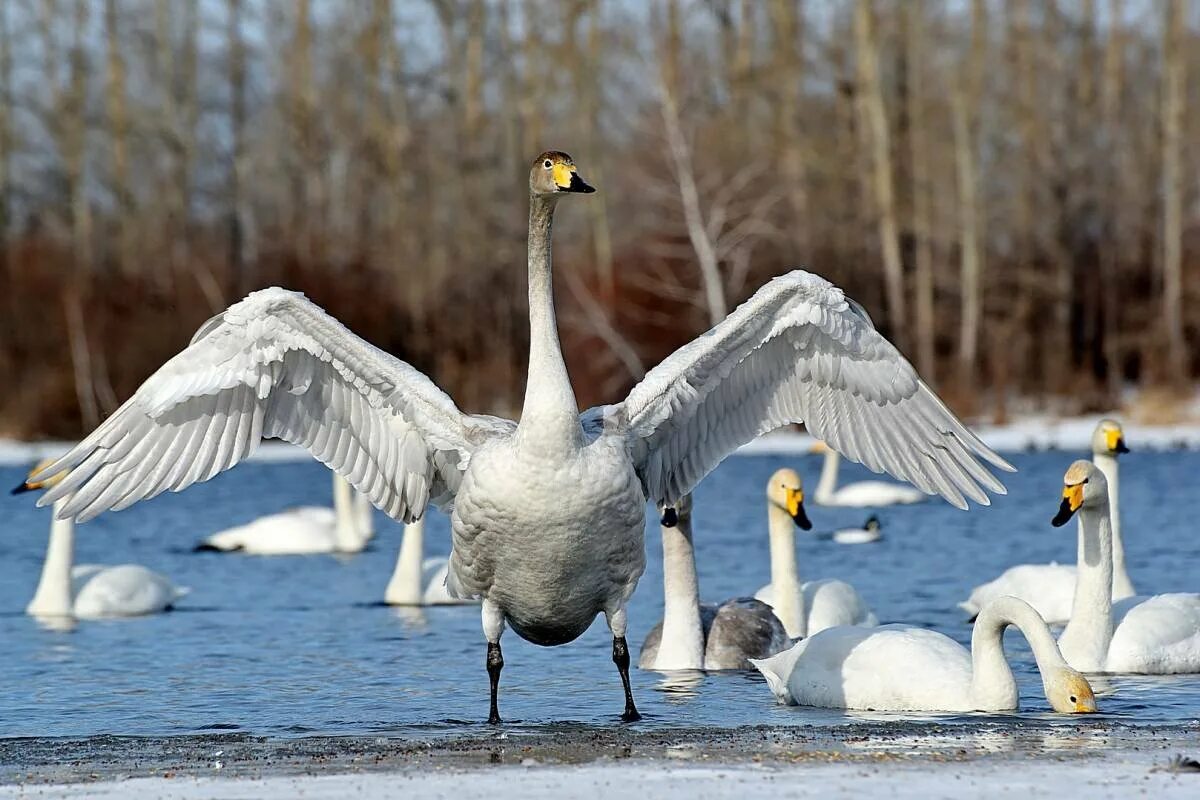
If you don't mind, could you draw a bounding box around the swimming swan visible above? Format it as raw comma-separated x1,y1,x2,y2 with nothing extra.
754,469,877,638
25,151,1012,723
384,516,470,605
196,473,374,555
752,596,1096,714
811,443,926,507
960,419,1133,623
640,495,790,671
12,463,187,620
1052,461,1200,674
816,515,883,545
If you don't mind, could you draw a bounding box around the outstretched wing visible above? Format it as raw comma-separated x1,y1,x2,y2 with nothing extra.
34,288,504,522
604,270,1013,509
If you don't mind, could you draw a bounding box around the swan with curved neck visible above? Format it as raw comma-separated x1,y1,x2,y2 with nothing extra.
384,516,473,605
754,468,877,638
812,444,926,507
753,596,1096,713
1052,460,1200,674
13,463,187,620
639,495,790,671
959,419,1133,623
24,150,1013,724
196,473,372,555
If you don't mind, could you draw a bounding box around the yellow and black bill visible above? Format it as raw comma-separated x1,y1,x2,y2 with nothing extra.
1051,482,1086,527
786,487,812,530
552,162,595,194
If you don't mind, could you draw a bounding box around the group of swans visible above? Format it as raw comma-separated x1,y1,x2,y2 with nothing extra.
640,468,877,671
22,151,1013,723
960,419,1134,623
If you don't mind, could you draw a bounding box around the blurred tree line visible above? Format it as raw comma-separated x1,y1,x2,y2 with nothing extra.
0,0,1196,438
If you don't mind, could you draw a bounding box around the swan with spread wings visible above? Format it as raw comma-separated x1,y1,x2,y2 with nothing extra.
27,151,1013,724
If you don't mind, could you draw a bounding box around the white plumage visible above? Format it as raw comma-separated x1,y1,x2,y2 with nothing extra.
384,517,473,606
26,153,1010,721
960,419,1135,623
752,596,1096,714
1052,461,1200,674
811,446,927,507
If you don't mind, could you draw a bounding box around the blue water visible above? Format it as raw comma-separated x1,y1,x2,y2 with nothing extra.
0,450,1197,740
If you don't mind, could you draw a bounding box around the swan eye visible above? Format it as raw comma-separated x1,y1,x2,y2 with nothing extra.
543,159,553,169
1069,695,1077,703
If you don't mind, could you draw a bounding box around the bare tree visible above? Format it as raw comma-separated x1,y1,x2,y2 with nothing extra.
904,0,936,381
855,0,906,345
1161,0,1186,380
104,0,132,275
954,0,987,391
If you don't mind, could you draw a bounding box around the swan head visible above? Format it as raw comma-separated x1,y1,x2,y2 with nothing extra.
529,151,594,197
1091,419,1129,457
659,493,693,528
1042,666,1098,714
10,457,64,495
766,468,811,530
1051,460,1108,527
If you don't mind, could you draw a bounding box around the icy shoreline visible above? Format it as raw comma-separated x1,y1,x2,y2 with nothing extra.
3,413,1198,467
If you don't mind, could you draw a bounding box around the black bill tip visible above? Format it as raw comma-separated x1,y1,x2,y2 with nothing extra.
566,172,595,193
660,506,678,528
10,482,31,496
792,504,812,531
1051,498,1076,527
1115,439,1130,454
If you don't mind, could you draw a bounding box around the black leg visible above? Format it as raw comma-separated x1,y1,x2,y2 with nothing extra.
612,636,641,722
487,641,504,724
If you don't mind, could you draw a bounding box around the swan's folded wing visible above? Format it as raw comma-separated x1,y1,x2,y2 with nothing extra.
33,288,497,522
609,270,1013,509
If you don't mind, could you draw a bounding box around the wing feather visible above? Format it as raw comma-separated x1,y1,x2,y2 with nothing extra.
35,288,506,522
605,270,1012,509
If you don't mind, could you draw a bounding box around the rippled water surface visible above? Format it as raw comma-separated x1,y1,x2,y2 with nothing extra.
1,450,1197,740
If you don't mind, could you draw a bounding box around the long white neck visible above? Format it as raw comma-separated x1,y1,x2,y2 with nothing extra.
332,474,361,552
1058,503,1114,671
767,503,806,638
814,449,840,503
27,499,76,617
516,195,581,452
654,510,706,670
1092,452,1133,598
971,596,1066,711
385,517,426,606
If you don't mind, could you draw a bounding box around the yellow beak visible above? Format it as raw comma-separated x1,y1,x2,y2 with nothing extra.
1105,429,1120,452
1064,483,1083,512
786,488,803,517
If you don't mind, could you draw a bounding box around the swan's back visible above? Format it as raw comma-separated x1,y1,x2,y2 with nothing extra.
200,507,338,554
1107,593,1200,673
72,565,187,619
823,481,925,507
704,598,791,670
758,625,974,711
804,579,877,634
960,563,1077,623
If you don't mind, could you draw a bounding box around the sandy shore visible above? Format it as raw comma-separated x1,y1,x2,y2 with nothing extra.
1,722,1197,798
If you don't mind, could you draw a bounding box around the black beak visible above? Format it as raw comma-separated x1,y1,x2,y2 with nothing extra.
565,172,595,194
1051,498,1076,527
660,506,678,528
1115,438,1130,454
11,482,31,495
792,503,812,531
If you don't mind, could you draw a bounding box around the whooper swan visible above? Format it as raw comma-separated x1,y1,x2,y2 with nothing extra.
24,152,1012,723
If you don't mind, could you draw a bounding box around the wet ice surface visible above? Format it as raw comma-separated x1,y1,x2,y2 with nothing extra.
0,451,1197,750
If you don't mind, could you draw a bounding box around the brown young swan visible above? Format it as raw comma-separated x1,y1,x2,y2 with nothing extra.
26,151,1012,723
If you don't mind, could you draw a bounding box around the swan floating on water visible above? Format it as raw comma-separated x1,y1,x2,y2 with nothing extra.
384,516,470,606
960,419,1134,623
13,462,187,620
815,514,883,545
639,494,791,671
752,596,1096,713
754,469,877,638
24,152,1012,723
196,473,374,555
1052,461,1200,674
811,442,927,507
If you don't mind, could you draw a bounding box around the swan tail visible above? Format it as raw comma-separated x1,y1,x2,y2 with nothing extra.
193,541,241,553
750,641,804,703
956,600,980,621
